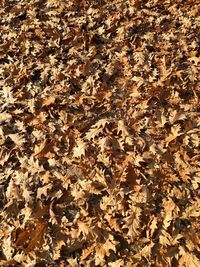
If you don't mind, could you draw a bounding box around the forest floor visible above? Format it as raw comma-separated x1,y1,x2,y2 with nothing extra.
0,1,199,266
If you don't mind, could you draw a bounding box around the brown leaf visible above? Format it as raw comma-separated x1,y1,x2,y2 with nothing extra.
15,225,33,247
34,139,55,159
123,163,138,187
25,222,46,253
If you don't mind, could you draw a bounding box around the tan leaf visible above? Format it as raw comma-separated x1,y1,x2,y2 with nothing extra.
117,120,133,145
165,124,182,144
146,216,158,239
73,139,87,158
78,221,90,237
104,214,121,232
179,246,200,267
108,259,124,267
41,96,56,107
95,235,118,261
8,133,25,147
81,243,96,261
37,184,52,199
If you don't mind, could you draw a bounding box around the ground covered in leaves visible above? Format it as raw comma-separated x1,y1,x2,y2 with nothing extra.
0,0,200,266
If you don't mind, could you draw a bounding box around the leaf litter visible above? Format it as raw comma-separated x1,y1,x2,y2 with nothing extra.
0,0,199,266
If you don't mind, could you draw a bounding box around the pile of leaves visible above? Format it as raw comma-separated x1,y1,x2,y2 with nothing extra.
0,0,199,266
